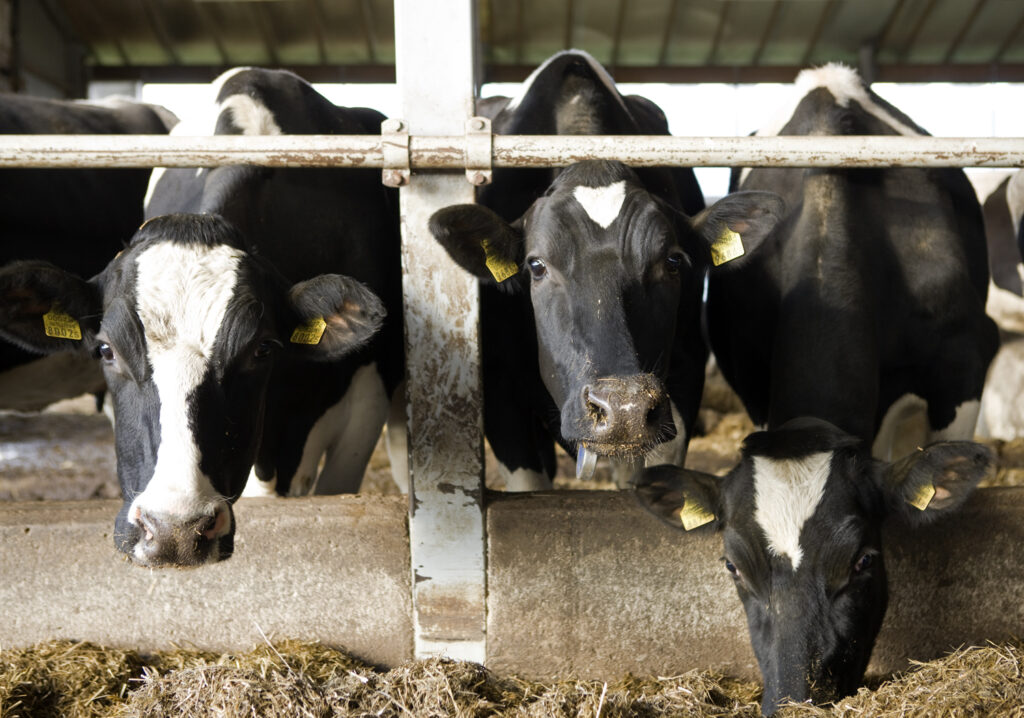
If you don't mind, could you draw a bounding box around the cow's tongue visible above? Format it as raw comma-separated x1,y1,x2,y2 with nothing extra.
576,444,598,480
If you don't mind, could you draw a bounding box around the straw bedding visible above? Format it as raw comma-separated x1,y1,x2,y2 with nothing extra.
2,639,1021,718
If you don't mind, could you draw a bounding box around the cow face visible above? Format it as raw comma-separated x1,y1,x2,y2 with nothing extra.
634,418,992,715
430,160,783,463
0,213,384,567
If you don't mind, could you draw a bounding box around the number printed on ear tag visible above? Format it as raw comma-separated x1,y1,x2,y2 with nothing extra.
42,307,82,341
481,239,520,282
290,316,327,345
907,482,936,511
711,227,745,267
679,499,715,531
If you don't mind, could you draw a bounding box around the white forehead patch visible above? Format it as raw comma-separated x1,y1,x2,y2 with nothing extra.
574,181,627,229
752,451,833,570
131,242,244,523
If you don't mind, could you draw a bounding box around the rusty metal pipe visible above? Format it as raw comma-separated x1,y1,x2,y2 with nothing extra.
0,134,1020,168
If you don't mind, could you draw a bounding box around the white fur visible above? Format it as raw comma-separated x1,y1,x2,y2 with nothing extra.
242,467,279,498
644,400,687,468
129,242,243,529
752,451,833,570
929,399,981,442
504,467,552,491
872,393,928,461
574,181,626,229
287,363,389,495
1008,170,1024,237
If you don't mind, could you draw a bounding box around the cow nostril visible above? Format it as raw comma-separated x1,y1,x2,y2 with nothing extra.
136,510,158,542
583,386,610,425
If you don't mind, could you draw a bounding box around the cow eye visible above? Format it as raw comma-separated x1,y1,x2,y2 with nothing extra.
852,551,875,574
95,343,115,363
666,251,687,274
527,257,547,280
724,558,739,577
254,339,282,360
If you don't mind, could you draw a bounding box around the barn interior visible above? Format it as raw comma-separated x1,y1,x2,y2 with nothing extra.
1,1,1023,716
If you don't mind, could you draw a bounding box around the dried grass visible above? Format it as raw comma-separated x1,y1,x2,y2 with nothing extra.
2,639,1022,718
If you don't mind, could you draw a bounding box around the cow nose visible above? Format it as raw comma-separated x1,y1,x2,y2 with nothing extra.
580,374,671,447
134,504,230,567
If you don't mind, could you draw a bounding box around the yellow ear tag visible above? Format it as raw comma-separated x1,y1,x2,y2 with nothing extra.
290,316,327,345
907,482,936,511
710,227,745,267
481,239,520,283
42,306,82,341
679,498,715,531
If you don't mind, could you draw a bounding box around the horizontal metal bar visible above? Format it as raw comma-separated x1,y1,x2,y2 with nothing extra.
0,134,1021,168
85,62,1024,85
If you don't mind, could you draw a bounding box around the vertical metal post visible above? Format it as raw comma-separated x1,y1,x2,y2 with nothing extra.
394,0,486,662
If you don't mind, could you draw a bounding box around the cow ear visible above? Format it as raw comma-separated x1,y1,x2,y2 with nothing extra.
633,464,722,532
285,274,385,360
428,204,524,284
691,191,786,269
879,441,994,526
0,260,101,354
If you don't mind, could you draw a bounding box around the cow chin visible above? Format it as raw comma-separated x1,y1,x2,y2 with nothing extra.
113,501,235,568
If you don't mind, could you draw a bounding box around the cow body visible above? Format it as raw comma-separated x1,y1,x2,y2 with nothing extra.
430,50,781,489
638,64,999,714
981,169,1024,297
0,69,401,567
710,63,998,457
0,93,177,411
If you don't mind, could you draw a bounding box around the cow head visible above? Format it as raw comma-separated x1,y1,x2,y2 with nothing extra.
634,418,992,715
0,213,384,567
430,160,782,466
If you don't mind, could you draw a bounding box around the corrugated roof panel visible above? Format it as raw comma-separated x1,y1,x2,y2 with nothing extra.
817,0,894,60
156,0,226,65
519,0,572,65
484,0,522,63
568,1,617,65
198,3,275,65
663,1,720,65
710,1,779,66
614,0,674,66
757,2,830,65
903,0,969,63
40,0,1024,84
950,0,1024,63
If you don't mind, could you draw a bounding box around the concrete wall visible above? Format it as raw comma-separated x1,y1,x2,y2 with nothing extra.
2,488,1022,680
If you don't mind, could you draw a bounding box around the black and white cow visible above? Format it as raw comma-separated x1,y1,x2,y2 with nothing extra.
430,50,782,489
0,93,178,411
636,63,999,713
711,63,998,457
0,68,402,567
981,169,1024,297
636,418,992,714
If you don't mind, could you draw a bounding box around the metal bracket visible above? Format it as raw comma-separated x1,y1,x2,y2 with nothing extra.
381,118,410,187
465,116,492,186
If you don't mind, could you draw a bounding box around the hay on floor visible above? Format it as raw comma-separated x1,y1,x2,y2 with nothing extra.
2,639,1022,718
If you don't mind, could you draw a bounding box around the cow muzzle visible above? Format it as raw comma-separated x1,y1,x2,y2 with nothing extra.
126,502,233,567
571,374,673,472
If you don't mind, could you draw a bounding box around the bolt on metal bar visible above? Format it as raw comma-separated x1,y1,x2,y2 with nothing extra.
0,134,1021,168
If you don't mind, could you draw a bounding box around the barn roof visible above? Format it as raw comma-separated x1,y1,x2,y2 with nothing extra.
42,0,1024,86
